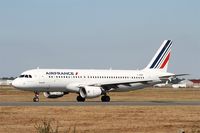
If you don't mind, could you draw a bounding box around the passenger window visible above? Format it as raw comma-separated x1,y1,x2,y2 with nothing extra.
25,75,28,78
29,75,32,78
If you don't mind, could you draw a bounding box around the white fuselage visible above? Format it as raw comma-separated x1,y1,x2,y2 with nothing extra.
12,68,173,92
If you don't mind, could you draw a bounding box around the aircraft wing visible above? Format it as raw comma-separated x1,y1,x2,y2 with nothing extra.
87,80,154,89
91,74,189,89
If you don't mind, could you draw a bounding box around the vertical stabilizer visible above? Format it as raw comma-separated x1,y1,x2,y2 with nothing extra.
145,40,172,72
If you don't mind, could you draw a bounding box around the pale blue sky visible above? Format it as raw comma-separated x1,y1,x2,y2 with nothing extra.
0,0,200,78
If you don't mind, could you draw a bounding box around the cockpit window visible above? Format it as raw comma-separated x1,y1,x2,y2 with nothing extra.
19,75,32,78
19,75,25,78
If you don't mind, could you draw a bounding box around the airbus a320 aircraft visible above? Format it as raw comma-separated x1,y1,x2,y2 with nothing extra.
12,40,185,102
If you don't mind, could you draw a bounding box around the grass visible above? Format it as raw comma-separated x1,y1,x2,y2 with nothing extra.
34,118,77,133
1,86,200,102
1,106,200,133
1,86,200,132
34,118,59,133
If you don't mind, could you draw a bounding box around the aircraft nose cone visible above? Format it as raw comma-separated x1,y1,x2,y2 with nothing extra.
11,80,17,88
12,79,21,88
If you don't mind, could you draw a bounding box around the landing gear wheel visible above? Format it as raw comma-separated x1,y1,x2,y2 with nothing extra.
77,95,85,102
101,95,110,102
33,92,39,102
33,97,39,102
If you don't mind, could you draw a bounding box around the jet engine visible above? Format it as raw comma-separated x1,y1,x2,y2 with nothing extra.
43,92,68,98
80,86,102,98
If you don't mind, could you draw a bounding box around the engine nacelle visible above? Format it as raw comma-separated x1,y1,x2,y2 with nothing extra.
80,86,102,98
43,92,68,99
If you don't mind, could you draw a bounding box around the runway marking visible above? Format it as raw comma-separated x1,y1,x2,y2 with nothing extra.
1,101,200,106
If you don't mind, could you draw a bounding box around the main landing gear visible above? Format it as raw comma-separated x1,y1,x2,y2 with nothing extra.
101,95,110,102
76,95,85,102
33,92,39,102
76,95,110,102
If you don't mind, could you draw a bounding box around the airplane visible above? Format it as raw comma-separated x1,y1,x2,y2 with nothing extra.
12,40,185,102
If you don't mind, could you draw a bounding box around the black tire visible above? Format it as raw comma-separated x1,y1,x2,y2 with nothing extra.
101,96,105,102
33,97,39,102
76,95,85,102
105,96,110,102
101,96,110,102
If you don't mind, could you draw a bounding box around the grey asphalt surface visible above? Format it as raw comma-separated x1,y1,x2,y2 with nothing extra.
0,101,200,106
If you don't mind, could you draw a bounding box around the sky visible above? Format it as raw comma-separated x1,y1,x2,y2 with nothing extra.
0,0,200,78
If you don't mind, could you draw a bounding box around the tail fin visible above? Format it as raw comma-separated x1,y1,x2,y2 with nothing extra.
145,40,172,72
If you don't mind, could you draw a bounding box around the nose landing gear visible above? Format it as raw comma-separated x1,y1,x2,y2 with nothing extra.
33,92,39,102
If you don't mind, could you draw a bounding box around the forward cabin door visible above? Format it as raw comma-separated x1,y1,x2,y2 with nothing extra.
38,74,50,90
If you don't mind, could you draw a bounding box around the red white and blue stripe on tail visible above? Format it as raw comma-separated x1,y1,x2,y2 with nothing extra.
145,40,172,72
